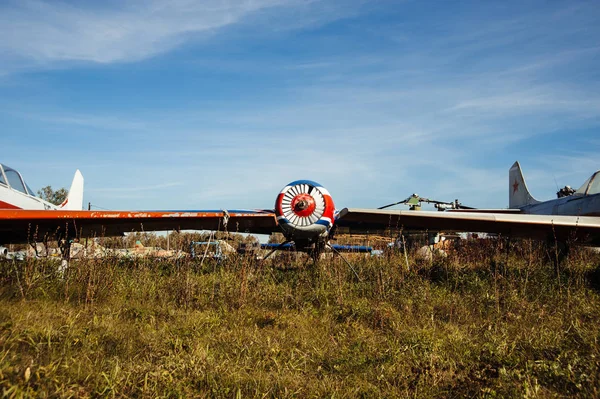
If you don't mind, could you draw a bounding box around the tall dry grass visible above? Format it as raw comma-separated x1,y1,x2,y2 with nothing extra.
1,239,599,397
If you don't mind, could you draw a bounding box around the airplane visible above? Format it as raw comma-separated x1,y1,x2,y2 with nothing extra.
0,163,599,262
0,163,84,211
508,161,600,216
337,162,600,245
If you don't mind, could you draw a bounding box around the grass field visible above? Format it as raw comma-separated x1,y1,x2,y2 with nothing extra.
1,240,599,398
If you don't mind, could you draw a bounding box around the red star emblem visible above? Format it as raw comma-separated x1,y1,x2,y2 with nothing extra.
512,179,519,194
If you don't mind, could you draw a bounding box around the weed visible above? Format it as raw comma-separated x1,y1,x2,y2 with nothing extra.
0,241,599,397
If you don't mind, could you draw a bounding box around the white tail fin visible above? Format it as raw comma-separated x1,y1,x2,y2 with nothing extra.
509,161,540,209
59,170,84,210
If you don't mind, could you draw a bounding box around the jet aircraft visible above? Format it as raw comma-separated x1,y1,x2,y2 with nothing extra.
509,161,600,216
0,162,599,260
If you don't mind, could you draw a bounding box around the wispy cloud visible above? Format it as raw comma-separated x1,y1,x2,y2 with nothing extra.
0,0,317,71
3,109,148,131
445,90,600,116
90,182,184,193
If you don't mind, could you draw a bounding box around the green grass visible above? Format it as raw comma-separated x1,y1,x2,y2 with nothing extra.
1,240,600,398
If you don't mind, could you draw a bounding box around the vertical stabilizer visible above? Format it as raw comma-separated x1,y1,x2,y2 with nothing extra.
59,170,84,210
509,161,540,209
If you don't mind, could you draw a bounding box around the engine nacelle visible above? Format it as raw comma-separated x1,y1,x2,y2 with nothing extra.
0,247,7,258
275,180,335,241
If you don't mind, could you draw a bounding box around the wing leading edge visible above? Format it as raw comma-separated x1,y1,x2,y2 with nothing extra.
0,209,278,243
336,208,600,245
4,207,600,246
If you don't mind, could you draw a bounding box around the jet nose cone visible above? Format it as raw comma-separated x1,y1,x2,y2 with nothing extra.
295,199,309,211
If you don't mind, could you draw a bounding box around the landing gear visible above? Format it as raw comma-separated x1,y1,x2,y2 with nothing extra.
262,238,360,279
326,242,361,281
262,240,293,261
308,240,326,263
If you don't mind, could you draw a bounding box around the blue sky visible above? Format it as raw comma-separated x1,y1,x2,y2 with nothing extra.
1,0,599,212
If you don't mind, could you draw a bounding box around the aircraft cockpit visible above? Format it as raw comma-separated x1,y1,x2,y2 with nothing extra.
574,171,600,196
0,163,37,197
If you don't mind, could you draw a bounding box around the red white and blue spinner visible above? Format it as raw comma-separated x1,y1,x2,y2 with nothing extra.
274,180,335,240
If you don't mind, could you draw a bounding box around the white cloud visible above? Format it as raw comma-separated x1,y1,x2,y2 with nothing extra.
0,0,310,68
89,182,184,194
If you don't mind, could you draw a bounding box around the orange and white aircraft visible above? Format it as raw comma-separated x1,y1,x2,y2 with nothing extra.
0,163,84,211
0,162,599,256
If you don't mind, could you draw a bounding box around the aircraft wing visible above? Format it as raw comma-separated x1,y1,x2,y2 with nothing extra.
447,208,522,214
336,208,600,245
0,209,278,243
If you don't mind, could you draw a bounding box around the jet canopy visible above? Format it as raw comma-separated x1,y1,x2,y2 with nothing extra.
575,170,600,196
0,163,37,196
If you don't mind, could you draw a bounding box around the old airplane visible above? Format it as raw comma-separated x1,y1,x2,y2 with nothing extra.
509,161,600,216
0,162,599,261
337,162,600,245
0,163,84,211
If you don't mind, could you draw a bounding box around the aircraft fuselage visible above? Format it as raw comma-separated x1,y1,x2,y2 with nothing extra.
520,193,600,217
0,164,56,210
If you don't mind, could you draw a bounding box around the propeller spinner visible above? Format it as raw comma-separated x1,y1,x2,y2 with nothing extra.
275,180,335,240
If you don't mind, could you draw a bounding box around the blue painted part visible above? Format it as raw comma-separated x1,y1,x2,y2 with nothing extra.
261,243,372,253
330,244,373,253
315,219,331,227
285,180,322,188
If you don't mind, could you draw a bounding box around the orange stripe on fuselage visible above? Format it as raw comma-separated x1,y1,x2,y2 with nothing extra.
0,200,22,210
